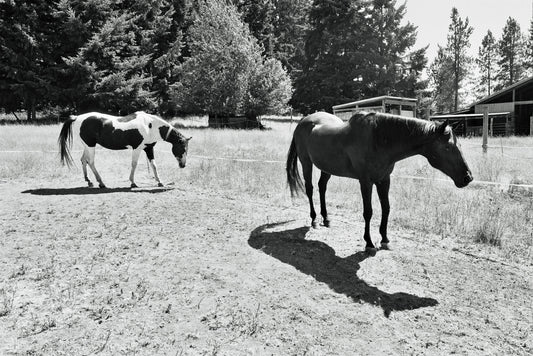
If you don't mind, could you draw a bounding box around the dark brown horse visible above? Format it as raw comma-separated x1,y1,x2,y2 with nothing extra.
286,111,473,252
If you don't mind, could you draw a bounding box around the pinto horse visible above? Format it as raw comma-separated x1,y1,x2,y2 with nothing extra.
58,111,191,188
286,111,473,252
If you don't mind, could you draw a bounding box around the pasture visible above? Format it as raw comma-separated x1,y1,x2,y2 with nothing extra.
0,119,532,355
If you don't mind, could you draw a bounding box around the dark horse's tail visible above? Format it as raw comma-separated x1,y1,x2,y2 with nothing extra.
58,116,76,167
286,137,304,197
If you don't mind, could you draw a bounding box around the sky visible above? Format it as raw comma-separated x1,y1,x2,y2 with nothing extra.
402,0,533,62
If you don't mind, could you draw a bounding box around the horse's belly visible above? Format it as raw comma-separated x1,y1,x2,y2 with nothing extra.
311,153,355,178
98,126,144,150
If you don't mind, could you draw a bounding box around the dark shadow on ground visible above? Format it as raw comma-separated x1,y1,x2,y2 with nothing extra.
248,222,438,317
22,186,173,196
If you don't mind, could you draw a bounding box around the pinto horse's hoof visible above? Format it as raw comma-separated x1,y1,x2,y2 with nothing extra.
131,183,138,188
99,184,107,189
380,243,390,250
311,221,318,229
87,182,94,188
157,182,164,187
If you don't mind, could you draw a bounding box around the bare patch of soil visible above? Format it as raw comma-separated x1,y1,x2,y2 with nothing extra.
0,178,531,355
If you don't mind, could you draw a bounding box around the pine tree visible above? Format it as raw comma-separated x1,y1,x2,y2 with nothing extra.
270,0,312,74
527,20,533,75
445,7,473,112
0,0,64,119
496,17,525,89
428,46,455,113
365,0,422,97
292,0,367,114
234,0,276,56
125,0,189,115
172,0,291,125
235,0,312,76
476,30,497,97
63,2,155,113
292,0,424,114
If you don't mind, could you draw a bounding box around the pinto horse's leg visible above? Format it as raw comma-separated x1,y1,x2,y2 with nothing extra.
376,176,391,250
129,149,142,188
318,171,331,227
144,144,163,187
359,179,376,252
81,149,93,187
86,147,106,188
300,158,317,228
148,160,163,187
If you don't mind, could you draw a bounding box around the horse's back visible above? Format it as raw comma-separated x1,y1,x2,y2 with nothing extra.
298,111,343,128
293,112,358,177
73,112,148,150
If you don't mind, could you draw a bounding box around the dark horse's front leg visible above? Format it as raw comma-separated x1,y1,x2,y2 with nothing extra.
376,176,391,249
359,179,376,252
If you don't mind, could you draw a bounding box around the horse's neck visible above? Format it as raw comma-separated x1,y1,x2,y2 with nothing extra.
153,118,173,141
384,118,435,162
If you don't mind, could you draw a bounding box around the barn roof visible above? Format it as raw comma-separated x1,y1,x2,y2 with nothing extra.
471,75,533,106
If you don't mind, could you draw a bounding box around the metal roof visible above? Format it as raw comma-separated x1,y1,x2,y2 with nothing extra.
332,95,417,110
430,112,510,119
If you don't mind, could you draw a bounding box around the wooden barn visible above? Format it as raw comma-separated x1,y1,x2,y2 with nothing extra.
430,75,533,136
332,96,417,121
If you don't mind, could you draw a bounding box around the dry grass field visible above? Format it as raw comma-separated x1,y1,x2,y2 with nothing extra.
0,119,532,355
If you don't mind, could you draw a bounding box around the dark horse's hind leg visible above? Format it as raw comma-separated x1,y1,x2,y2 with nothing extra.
318,172,331,227
376,177,391,249
359,180,376,252
300,158,317,228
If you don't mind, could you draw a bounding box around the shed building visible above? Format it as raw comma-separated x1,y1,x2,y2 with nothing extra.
332,96,417,121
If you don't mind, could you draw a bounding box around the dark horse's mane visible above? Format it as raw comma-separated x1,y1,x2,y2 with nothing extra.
350,111,437,148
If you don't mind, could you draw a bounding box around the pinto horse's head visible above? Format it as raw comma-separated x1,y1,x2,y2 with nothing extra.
172,135,192,168
162,126,192,168
423,122,473,188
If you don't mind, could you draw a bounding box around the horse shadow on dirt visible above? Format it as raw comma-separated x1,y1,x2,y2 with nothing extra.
22,186,173,196
248,222,438,317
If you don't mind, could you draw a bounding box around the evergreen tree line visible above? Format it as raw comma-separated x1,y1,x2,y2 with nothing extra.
0,0,293,121
1,1,532,121
429,8,533,114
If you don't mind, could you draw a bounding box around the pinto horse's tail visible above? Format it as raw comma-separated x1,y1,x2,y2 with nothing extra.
58,116,76,167
286,137,304,197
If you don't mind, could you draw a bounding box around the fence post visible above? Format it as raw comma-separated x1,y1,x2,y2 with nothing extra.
482,106,488,153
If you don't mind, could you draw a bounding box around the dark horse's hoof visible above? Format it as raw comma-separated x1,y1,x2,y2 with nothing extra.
365,246,378,256
323,219,330,228
157,182,164,187
99,184,107,189
380,242,390,250
311,221,318,229
87,182,94,188
131,183,138,188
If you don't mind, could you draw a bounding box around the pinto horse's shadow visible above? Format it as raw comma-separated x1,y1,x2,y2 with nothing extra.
248,222,438,317
22,186,173,196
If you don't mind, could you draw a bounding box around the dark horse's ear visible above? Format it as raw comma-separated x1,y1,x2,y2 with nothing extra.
436,121,452,139
436,121,447,135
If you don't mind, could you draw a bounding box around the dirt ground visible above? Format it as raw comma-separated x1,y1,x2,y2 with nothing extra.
0,176,532,355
